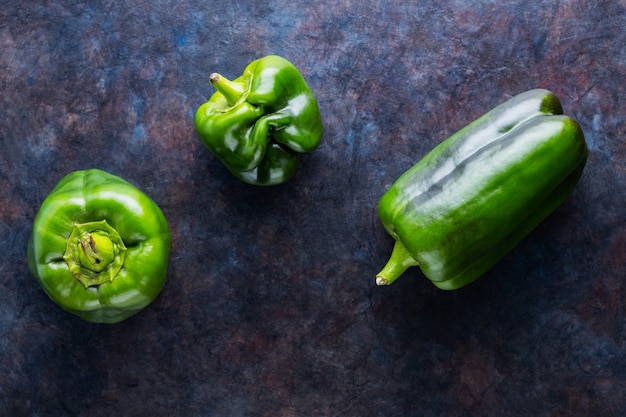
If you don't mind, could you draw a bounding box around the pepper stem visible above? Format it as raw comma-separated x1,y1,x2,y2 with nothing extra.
209,73,247,107
77,231,115,273
376,240,419,286
63,220,127,288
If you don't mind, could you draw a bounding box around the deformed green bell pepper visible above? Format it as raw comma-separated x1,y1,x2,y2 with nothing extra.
194,55,323,185
28,169,171,323
376,89,588,290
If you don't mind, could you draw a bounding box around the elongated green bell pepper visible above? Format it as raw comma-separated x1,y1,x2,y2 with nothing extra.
28,169,171,323
194,55,323,185
376,89,588,290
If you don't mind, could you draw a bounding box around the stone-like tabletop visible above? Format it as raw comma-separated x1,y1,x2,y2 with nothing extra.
2,1,625,416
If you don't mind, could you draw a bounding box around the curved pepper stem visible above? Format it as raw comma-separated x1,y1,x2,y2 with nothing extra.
63,220,127,288
209,73,247,107
376,240,419,286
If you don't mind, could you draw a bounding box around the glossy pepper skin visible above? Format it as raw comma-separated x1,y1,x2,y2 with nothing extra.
376,89,588,290
28,169,171,323
194,55,323,185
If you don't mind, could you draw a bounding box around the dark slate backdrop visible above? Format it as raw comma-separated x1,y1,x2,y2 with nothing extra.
2,1,625,416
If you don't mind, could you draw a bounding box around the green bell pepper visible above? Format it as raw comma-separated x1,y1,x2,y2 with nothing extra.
194,55,323,185
376,89,588,290
28,169,171,323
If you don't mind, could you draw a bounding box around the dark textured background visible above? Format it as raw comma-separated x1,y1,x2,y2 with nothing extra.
2,1,625,416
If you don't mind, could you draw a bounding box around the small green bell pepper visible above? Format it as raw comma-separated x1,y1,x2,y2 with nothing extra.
194,55,323,185
28,169,171,323
376,89,588,290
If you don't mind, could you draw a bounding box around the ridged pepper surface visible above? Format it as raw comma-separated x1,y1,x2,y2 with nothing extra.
376,89,588,290
194,55,323,185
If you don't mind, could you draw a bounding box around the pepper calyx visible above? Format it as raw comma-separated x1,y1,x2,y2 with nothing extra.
63,220,127,288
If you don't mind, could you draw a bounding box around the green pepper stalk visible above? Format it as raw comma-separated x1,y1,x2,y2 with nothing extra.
376,89,588,290
194,55,323,185
28,169,171,323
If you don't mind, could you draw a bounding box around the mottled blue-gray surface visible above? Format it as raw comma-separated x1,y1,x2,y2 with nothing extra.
2,1,626,416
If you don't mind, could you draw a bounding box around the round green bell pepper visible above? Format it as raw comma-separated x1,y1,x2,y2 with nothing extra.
28,169,171,323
